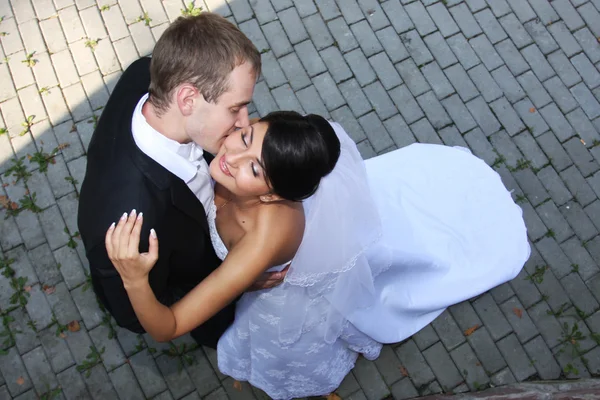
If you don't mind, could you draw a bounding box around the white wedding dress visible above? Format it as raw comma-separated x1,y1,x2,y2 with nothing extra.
211,124,530,400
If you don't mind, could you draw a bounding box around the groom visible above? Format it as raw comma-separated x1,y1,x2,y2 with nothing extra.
78,13,275,348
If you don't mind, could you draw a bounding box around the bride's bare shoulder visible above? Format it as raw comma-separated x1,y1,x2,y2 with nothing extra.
254,201,305,263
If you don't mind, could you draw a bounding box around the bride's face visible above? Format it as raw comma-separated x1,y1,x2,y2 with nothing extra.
210,121,272,197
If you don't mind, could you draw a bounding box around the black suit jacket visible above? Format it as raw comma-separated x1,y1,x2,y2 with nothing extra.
77,57,234,347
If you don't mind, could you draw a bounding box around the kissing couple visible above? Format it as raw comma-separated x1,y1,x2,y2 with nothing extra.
77,13,530,400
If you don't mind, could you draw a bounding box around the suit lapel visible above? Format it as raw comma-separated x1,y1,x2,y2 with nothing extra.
171,179,209,234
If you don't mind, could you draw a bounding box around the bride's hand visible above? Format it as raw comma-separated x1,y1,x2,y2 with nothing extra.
105,210,159,290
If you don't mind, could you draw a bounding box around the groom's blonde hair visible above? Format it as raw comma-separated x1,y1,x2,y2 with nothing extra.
148,13,261,113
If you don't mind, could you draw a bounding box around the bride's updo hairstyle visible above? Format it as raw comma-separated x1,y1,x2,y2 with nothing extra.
259,111,340,202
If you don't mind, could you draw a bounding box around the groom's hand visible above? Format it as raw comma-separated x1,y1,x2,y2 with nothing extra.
248,264,289,291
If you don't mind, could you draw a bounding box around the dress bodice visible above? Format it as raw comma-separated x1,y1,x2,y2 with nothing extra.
207,202,229,261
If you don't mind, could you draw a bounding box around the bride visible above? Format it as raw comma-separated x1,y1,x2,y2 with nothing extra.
106,111,530,399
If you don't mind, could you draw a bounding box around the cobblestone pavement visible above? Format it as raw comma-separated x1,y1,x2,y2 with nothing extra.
0,0,599,399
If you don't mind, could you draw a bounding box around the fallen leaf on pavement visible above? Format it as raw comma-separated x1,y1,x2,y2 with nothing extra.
399,366,409,377
513,307,523,319
529,107,536,113
16,377,24,385
42,285,55,295
67,320,80,332
59,332,67,339
24,286,32,292
233,380,243,391
326,393,342,400
464,324,480,336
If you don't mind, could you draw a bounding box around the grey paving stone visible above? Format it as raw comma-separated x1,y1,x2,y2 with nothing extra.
278,52,311,91
22,345,58,395
513,99,549,137
561,272,600,315
553,343,591,379
363,81,397,120
492,97,526,137
14,211,45,251
448,301,482,332
5,245,38,287
331,106,367,143
154,354,197,399
520,45,555,84
430,309,465,351
561,165,598,206
547,22,582,59
304,13,334,50
450,342,489,390
339,78,372,117
568,109,600,149
444,63,479,103
375,26,409,64
463,127,497,165
424,31,458,69
390,378,418,400
372,345,403,386
495,39,530,76
536,235,573,279
81,363,118,400
410,117,442,144
358,112,394,151
497,14,533,51
312,73,344,111
535,200,574,243
578,2,600,37
350,20,383,58
416,90,452,129
57,365,90,400
536,166,572,206
446,33,480,71
466,96,501,136
519,202,549,242
586,200,600,232
404,1,436,36
400,29,434,66
8,307,40,356
587,235,600,265
28,243,62,287
411,324,438,352
491,66,525,104
395,339,436,387
472,293,513,341
380,0,413,34
383,114,416,148
294,40,327,77
63,83,94,123
396,58,430,97
344,48,377,87
496,333,537,381
490,282,517,304
356,0,389,31
489,129,525,169
547,51,582,90
469,34,503,71
563,136,600,177
128,348,169,398
500,297,539,343
523,335,562,379
441,94,477,133
469,64,502,102
259,52,286,89
574,28,600,65
422,341,463,391
184,348,221,397
337,0,364,24
0,346,33,396
39,325,74,373
543,76,578,115
529,0,560,24
506,0,537,22
262,21,293,58
107,363,145,400
450,3,482,39
320,46,353,83
352,357,390,400
485,0,511,17
466,326,507,374
368,52,402,90
337,370,360,398
475,8,507,44
70,283,103,330
25,284,54,329
278,7,309,44
421,62,454,100
550,0,583,30
571,53,600,91
427,3,460,38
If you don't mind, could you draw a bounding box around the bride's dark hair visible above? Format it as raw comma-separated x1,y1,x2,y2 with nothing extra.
260,111,341,202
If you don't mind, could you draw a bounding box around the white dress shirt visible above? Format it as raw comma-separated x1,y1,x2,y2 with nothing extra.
131,93,214,213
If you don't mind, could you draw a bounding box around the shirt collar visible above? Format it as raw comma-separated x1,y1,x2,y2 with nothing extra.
131,93,203,183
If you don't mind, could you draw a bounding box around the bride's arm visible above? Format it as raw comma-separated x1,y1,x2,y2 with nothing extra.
106,206,303,342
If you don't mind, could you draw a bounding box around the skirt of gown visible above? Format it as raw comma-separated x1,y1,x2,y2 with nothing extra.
217,143,530,399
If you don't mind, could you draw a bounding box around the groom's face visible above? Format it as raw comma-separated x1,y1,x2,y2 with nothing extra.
186,62,257,154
